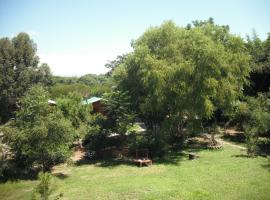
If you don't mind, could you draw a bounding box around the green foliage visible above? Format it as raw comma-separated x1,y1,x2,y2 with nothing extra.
52,76,78,84
0,33,52,123
83,90,136,152
246,32,270,73
83,113,107,151
49,83,91,99
51,74,113,98
236,93,270,134
1,145,270,200
56,93,93,139
105,54,128,76
116,20,250,144
103,90,135,135
245,32,270,95
31,172,54,200
233,92,270,155
2,86,74,170
245,131,259,157
78,73,108,85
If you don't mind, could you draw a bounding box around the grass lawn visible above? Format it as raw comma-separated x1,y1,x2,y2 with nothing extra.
0,145,269,200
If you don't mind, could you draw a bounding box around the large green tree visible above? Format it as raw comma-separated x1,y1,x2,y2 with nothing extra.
116,19,251,139
0,33,52,123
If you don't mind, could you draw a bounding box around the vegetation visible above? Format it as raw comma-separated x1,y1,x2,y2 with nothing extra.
0,33,52,123
112,19,251,154
56,93,93,140
0,145,270,200
1,86,74,171
103,90,135,135
51,74,112,98
0,18,270,199
31,172,55,200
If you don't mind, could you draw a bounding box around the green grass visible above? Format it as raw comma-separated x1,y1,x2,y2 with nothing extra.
1,145,270,200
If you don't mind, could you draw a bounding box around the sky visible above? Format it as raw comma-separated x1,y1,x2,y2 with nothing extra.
0,0,270,76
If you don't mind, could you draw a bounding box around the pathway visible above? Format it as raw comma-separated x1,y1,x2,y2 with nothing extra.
216,135,247,150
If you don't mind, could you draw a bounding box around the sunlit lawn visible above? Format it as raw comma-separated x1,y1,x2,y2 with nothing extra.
1,144,270,200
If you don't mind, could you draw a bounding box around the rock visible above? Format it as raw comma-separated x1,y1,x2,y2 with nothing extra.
188,153,198,160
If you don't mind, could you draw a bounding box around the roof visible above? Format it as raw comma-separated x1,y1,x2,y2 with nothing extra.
83,97,102,105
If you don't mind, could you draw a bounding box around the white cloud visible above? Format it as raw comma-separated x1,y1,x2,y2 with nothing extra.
9,30,39,38
38,48,131,76
27,31,39,38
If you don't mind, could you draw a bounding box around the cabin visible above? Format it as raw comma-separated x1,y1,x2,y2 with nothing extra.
83,97,106,115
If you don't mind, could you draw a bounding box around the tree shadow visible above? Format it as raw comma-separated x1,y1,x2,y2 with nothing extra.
76,157,135,168
52,172,69,179
0,160,39,183
153,151,186,166
221,133,245,145
261,158,270,172
75,147,206,168
231,154,250,158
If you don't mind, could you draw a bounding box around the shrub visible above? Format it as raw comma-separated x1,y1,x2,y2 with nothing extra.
31,172,58,200
2,86,74,170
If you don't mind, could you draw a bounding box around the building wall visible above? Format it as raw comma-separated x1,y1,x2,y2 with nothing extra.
92,101,106,115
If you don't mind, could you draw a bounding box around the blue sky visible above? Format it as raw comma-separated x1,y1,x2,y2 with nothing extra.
1,0,270,76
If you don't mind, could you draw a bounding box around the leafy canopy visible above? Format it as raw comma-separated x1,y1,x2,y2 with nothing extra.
117,20,251,132
0,33,52,123
2,86,74,170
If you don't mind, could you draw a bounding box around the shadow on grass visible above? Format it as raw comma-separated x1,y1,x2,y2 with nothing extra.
261,158,270,172
75,146,206,168
232,154,250,158
75,157,134,168
0,160,39,183
53,172,69,179
153,151,186,166
221,133,245,145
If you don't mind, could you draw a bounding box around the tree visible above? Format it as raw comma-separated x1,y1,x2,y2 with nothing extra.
105,54,128,76
116,20,251,143
49,83,92,98
233,92,270,156
103,90,135,135
78,73,107,86
2,86,74,170
31,172,54,200
0,33,52,123
34,63,53,86
245,32,270,95
56,93,93,139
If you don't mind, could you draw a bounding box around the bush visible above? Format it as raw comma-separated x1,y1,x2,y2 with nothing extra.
234,93,270,155
31,172,60,200
2,86,74,170
127,131,169,158
83,113,107,152
57,93,93,140
245,131,259,157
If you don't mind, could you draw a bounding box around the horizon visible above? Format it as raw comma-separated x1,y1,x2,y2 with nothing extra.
1,0,270,76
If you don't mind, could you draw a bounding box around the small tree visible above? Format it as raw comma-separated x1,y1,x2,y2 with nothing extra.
31,172,54,200
57,93,92,140
3,86,74,170
235,93,270,156
103,90,135,135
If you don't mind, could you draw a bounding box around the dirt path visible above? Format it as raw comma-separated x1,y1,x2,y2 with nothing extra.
216,136,247,150
71,148,86,162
